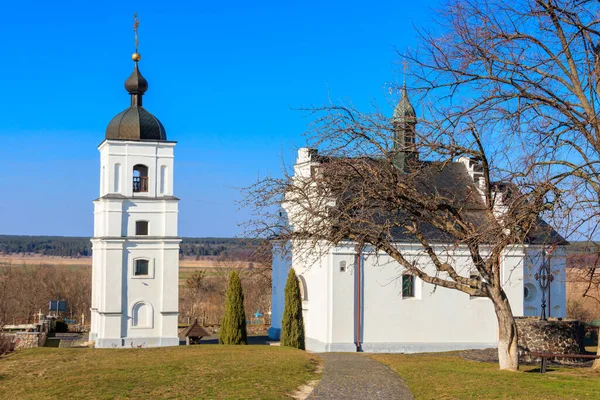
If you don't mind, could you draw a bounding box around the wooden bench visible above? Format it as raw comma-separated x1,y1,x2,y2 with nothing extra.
529,352,600,373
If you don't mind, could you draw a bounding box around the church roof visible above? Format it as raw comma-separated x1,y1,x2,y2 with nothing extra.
105,55,167,141
311,156,566,246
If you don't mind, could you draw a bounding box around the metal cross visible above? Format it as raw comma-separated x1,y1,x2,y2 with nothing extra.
133,13,140,53
534,250,554,320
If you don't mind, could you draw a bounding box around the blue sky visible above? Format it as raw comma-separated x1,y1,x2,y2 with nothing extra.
0,0,439,237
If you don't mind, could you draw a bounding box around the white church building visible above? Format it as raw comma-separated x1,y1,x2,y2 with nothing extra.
89,50,180,348
269,90,567,353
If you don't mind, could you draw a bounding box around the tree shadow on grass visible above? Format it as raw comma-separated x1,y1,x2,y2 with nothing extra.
524,367,556,373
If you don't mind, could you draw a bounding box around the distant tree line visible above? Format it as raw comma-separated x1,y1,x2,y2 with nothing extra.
0,235,262,259
0,236,92,257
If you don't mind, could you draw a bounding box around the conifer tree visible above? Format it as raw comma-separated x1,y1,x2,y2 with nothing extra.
281,268,305,350
219,271,247,345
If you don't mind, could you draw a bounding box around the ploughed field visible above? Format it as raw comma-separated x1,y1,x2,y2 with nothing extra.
0,346,319,400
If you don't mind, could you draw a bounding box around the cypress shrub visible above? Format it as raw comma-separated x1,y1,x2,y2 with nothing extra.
219,271,247,345
281,268,305,350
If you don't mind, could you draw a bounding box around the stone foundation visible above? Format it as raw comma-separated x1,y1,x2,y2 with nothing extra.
516,317,586,364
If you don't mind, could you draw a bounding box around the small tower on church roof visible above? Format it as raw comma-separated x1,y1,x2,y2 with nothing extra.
105,17,166,142
392,85,417,126
392,83,418,171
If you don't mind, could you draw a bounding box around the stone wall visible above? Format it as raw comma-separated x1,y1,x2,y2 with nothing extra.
516,317,586,364
2,332,47,351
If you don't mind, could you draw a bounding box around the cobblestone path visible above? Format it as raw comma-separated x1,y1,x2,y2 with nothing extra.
307,353,414,400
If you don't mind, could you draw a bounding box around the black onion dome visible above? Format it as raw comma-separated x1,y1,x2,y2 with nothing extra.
106,107,166,140
105,60,167,141
124,63,148,94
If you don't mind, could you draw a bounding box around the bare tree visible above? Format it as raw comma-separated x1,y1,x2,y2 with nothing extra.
243,96,561,371
0,264,91,327
402,0,600,367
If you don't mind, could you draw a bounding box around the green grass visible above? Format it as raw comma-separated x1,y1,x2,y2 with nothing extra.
0,346,320,400
371,352,600,399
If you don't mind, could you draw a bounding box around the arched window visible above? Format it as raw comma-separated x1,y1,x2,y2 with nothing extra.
133,164,148,193
135,221,148,236
340,261,347,272
298,275,308,301
134,259,149,276
132,302,153,328
114,163,121,193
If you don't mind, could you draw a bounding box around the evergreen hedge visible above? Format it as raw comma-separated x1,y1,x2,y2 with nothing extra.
219,271,247,345
281,268,305,350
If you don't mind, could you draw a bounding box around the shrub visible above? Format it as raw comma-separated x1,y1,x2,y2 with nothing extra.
281,269,305,350
219,271,247,345
0,334,15,357
54,320,68,333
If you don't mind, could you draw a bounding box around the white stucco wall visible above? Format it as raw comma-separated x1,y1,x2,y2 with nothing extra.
90,139,180,348
270,243,567,353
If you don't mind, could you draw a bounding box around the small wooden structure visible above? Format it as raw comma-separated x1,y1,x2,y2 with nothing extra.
179,319,210,345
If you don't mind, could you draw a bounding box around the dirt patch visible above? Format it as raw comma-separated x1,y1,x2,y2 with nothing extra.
290,359,323,400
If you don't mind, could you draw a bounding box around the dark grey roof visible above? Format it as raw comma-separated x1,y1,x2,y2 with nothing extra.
179,320,210,339
322,157,565,246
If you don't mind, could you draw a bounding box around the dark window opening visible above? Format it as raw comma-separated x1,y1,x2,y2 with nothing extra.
133,164,149,193
136,221,148,236
134,259,149,276
402,274,414,298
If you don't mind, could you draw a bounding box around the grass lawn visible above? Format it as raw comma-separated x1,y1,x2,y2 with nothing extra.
372,352,600,400
0,345,320,400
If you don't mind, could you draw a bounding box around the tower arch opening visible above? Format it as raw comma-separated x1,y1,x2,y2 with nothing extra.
133,164,148,192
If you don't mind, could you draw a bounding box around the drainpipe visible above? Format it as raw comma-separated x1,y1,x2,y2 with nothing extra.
354,245,363,352
548,253,551,318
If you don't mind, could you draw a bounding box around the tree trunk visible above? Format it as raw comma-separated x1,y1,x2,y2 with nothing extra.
592,339,600,370
491,291,519,371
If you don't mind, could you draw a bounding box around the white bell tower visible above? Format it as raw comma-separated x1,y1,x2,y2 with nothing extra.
89,31,181,348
